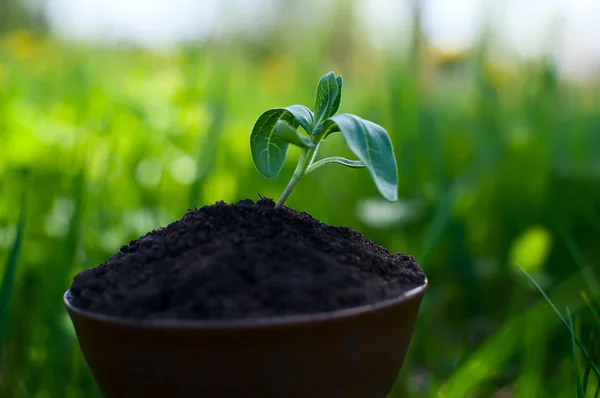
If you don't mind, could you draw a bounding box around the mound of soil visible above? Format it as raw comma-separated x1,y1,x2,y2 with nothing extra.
68,198,425,320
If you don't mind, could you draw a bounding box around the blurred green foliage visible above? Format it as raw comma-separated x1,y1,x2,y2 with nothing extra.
0,4,600,396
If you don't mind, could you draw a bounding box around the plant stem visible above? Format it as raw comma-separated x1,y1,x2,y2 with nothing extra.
308,141,321,166
275,147,314,209
275,173,301,209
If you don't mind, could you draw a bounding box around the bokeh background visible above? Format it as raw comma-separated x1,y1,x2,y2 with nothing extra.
1,0,600,396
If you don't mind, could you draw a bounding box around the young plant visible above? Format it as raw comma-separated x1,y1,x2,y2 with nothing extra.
250,71,398,208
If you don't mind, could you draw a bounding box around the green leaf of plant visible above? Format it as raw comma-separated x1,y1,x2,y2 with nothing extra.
311,122,324,137
284,104,314,134
331,75,343,116
314,71,339,123
275,120,315,148
305,156,364,175
312,119,339,138
250,106,314,178
322,113,398,201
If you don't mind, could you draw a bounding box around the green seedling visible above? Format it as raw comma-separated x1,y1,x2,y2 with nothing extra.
250,71,398,208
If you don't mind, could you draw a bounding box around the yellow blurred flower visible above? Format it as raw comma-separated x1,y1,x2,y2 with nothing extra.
487,63,513,89
510,225,552,274
261,55,295,97
429,47,471,67
2,29,40,61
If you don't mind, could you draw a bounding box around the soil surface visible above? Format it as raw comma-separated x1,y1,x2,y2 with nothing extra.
68,198,426,320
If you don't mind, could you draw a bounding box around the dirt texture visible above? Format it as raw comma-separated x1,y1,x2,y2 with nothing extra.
68,198,426,320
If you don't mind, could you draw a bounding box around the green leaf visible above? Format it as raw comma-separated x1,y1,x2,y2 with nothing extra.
322,113,398,201
0,199,26,361
331,75,343,116
275,120,315,148
250,106,314,178
580,291,600,329
305,156,364,175
311,122,324,137
314,72,339,123
312,118,339,139
283,104,314,133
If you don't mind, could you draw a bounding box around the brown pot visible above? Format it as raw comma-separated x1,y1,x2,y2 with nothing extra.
64,279,427,398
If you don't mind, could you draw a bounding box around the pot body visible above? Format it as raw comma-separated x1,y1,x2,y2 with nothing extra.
65,280,427,398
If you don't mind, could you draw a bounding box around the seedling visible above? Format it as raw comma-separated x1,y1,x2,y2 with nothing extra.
250,71,398,208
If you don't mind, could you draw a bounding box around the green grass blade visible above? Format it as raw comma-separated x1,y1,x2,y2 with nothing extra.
581,291,600,392
188,58,228,208
515,315,545,398
581,291,600,326
188,101,226,208
562,230,600,296
566,307,585,397
0,200,26,362
418,186,454,265
442,271,596,396
18,380,32,398
516,265,600,380
49,165,87,397
583,323,598,393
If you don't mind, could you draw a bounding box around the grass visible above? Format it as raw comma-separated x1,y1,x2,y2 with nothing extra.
440,270,598,397
581,292,600,396
517,265,600,397
0,5,599,396
0,192,25,363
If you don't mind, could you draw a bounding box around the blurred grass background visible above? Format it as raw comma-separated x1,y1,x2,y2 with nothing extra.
1,0,599,397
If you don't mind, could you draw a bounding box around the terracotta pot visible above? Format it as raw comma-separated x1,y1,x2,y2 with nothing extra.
64,279,427,398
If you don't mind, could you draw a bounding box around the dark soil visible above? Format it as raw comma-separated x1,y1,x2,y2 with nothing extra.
68,198,425,320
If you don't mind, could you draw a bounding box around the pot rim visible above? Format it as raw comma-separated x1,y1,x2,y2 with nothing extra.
64,278,427,330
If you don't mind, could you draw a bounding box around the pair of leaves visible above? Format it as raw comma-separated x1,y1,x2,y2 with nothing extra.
315,71,343,123
250,105,313,178
249,72,344,177
275,120,315,149
250,71,398,202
